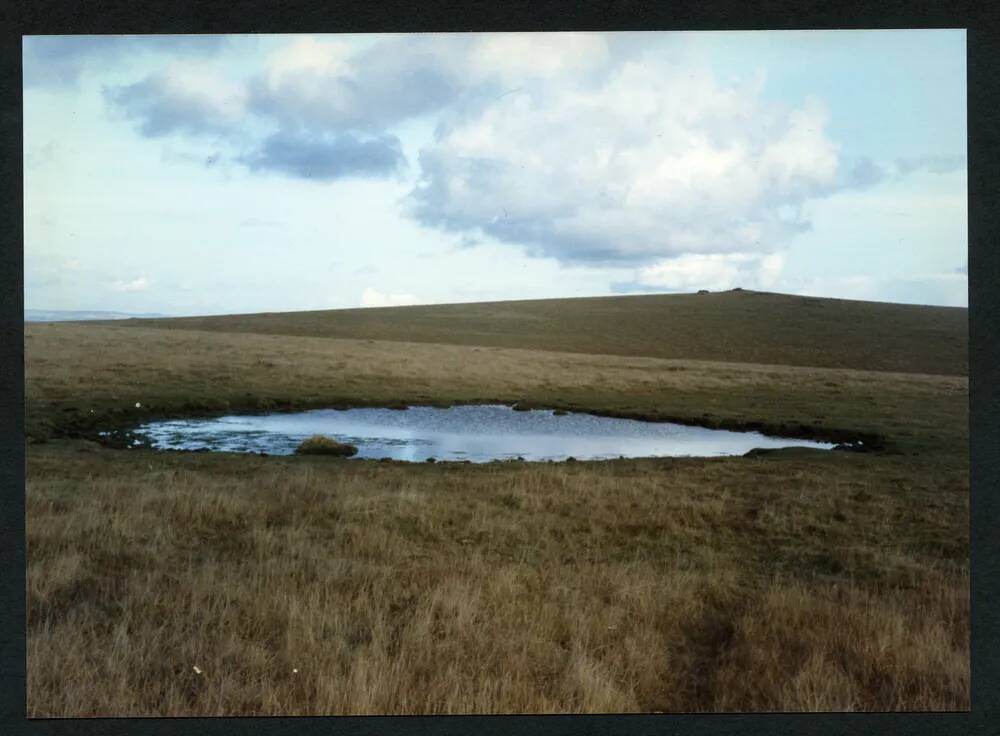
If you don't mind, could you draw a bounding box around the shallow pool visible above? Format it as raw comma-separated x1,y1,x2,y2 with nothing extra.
132,404,836,462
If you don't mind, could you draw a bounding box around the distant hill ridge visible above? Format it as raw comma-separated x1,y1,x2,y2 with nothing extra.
25,310,168,322
101,290,968,376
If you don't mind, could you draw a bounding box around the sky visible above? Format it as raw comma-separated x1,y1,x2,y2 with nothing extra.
23,31,968,315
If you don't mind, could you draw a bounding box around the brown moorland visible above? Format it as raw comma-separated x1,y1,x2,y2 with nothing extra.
104,289,968,376
25,290,969,715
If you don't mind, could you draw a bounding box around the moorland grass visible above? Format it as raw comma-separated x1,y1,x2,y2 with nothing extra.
25,292,969,714
110,289,968,376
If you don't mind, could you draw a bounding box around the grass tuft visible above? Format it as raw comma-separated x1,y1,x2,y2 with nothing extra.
294,435,358,457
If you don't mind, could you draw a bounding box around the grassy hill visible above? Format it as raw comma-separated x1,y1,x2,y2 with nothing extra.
108,289,968,376
26,288,970,714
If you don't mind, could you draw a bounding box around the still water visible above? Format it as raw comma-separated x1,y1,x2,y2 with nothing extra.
132,404,836,462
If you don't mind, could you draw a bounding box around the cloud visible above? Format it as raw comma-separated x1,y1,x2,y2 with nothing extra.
99,34,856,265
103,35,474,178
23,35,227,88
111,276,150,292
468,33,614,82
895,155,965,176
409,58,841,266
91,33,968,278
245,33,620,135
843,157,886,190
360,287,421,308
246,36,469,134
829,154,964,192
104,63,248,138
612,252,785,293
239,132,405,180
100,35,462,141
101,33,637,155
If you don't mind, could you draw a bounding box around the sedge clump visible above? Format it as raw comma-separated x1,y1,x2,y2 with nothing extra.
294,435,358,457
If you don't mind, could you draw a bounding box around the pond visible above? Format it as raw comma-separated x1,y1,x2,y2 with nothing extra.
132,404,836,462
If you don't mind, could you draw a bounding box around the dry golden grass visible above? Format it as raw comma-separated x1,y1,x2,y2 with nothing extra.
24,294,969,715
27,444,967,715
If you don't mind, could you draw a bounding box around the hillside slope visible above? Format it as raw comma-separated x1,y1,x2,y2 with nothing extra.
107,289,968,376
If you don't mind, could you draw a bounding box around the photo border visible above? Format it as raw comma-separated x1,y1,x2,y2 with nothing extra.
3,2,997,734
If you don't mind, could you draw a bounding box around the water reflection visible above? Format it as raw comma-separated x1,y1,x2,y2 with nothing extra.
133,404,835,462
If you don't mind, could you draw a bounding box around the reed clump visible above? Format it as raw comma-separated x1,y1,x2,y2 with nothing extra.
294,435,358,457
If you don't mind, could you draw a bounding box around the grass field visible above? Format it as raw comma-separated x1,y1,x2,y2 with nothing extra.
117,289,968,376
25,289,969,715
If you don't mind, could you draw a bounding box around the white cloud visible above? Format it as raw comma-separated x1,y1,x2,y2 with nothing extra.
247,33,626,137
111,276,150,292
103,32,951,277
467,33,612,81
247,35,469,134
621,252,785,292
264,36,356,78
360,286,421,308
90,33,967,310
410,54,841,266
